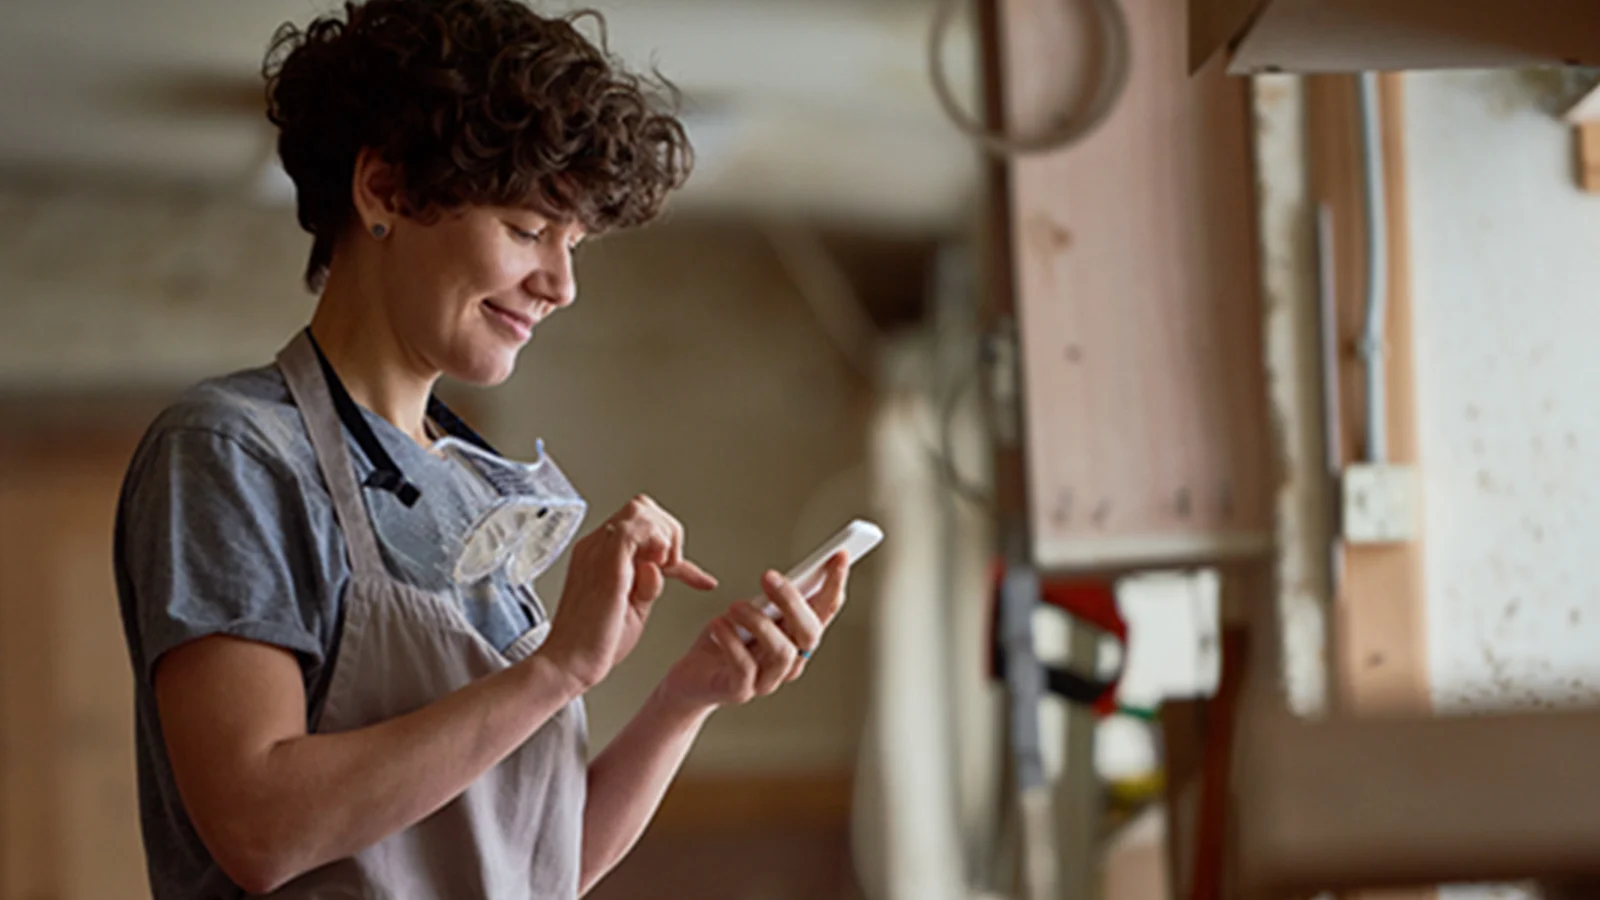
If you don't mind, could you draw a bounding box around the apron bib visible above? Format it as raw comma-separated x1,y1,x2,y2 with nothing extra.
266,332,586,899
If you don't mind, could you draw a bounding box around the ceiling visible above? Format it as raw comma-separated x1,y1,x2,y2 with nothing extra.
0,0,982,230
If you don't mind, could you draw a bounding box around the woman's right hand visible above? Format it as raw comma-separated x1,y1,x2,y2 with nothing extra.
539,495,718,689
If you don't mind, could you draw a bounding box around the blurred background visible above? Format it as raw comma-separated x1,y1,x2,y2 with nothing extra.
7,1,1600,899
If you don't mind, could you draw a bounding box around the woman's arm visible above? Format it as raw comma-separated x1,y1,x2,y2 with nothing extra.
578,557,850,894
155,635,583,894
158,497,714,895
578,689,715,895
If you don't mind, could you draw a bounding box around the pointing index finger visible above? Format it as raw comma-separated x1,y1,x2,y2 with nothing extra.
663,558,719,591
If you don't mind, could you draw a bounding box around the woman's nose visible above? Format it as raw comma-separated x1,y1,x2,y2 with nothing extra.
526,255,576,308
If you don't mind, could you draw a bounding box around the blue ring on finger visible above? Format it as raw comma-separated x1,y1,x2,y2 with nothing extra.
799,648,814,660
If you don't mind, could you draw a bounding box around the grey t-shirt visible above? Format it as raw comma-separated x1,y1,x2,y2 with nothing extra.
114,363,547,900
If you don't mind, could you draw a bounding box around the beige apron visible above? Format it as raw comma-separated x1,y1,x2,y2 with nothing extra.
267,332,587,899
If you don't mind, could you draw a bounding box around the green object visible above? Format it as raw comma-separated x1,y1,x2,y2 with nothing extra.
1116,704,1160,722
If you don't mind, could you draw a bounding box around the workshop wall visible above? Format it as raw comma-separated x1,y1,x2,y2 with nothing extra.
1406,70,1600,715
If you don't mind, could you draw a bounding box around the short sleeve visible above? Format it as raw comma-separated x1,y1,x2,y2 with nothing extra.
118,426,334,683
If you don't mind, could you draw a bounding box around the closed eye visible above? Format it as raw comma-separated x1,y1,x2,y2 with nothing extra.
508,219,584,252
509,223,543,243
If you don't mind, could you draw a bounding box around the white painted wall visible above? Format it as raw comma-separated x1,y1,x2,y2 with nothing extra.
1248,74,1339,718
1407,69,1600,899
1408,69,1600,713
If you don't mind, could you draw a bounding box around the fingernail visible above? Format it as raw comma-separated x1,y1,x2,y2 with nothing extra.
763,570,781,587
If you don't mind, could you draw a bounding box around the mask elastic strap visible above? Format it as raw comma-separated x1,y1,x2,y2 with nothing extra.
425,394,500,455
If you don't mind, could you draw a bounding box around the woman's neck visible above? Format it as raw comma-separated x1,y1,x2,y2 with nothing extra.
310,262,438,448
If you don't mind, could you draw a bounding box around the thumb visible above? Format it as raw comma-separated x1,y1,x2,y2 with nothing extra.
630,560,665,608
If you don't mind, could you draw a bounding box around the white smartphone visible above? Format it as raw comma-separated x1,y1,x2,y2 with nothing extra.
736,518,885,641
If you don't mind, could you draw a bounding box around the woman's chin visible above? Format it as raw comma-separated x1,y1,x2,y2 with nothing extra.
447,348,519,388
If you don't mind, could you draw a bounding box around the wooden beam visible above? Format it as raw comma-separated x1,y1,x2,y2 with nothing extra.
1305,73,1430,721
1240,709,1600,895
1576,121,1600,193
1189,0,1271,73
1304,70,1432,900
1215,0,1600,73
1560,81,1600,195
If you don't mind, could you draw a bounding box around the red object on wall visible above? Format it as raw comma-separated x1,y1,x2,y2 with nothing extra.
986,560,1128,717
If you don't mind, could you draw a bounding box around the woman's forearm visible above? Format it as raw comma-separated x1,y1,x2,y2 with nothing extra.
159,640,585,893
260,655,583,883
579,688,715,895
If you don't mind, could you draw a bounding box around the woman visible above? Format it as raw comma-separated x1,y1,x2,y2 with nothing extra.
112,2,851,897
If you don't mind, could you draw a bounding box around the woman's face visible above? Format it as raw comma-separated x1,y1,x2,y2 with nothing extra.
380,204,583,386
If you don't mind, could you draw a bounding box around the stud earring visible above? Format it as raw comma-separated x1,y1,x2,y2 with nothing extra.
370,223,389,239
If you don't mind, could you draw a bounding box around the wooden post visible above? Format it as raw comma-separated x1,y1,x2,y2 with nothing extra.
1303,72,1432,900
1304,73,1431,720
1576,121,1600,193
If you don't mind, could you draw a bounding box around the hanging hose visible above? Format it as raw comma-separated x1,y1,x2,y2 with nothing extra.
927,0,1133,157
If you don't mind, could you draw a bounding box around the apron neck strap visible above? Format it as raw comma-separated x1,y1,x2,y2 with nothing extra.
277,330,388,580
304,329,423,508
304,329,502,502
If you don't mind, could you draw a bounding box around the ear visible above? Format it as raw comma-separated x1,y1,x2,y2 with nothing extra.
350,148,402,232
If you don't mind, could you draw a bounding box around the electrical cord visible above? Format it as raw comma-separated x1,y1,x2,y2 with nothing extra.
930,362,995,509
928,0,1133,157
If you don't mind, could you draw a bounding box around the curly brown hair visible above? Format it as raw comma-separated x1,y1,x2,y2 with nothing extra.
263,0,694,290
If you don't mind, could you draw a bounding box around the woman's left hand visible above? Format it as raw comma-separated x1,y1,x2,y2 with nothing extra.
658,552,850,712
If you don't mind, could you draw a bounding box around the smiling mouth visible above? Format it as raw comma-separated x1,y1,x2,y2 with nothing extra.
483,300,537,340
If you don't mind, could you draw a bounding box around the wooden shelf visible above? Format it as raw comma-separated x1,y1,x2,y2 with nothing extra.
1237,708,1600,896
1193,0,1600,74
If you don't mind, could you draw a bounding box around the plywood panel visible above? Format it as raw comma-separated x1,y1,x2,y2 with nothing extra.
999,0,1271,572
